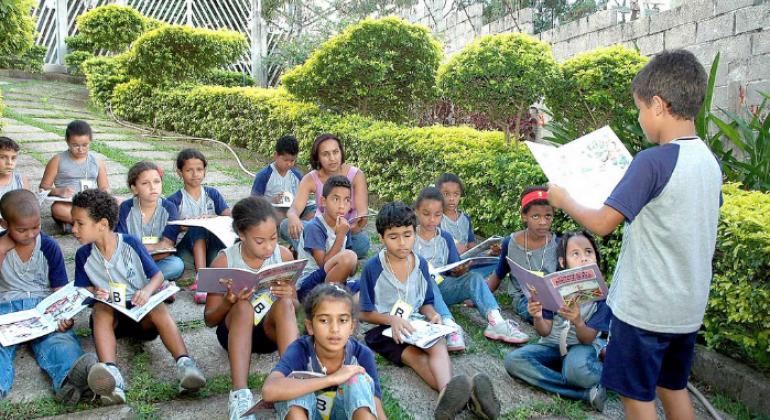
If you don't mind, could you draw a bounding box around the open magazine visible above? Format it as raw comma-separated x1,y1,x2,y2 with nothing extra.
168,216,238,247
460,236,503,259
271,191,317,209
37,190,72,204
383,319,457,349
429,257,499,283
526,126,632,209
149,247,176,256
97,284,180,322
196,259,308,293
506,257,608,312
0,284,93,346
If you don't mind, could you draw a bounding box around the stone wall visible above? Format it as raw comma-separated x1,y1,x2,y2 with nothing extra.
397,0,770,112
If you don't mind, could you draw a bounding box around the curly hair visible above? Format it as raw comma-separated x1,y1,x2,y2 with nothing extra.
72,189,119,229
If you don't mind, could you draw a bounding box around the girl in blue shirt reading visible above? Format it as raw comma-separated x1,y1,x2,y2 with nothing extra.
262,284,385,419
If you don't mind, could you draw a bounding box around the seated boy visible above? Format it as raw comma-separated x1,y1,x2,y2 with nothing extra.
359,201,500,420
295,175,358,301
0,137,29,201
71,189,206,405
547,50,722,419
250,135,303,216
0,189,96,404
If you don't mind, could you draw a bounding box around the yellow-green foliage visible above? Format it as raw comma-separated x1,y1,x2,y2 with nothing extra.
706,183,770,369
76,5,146,53
547,45,648,153
0,90,4,130
81,55,129,108
282,17,442,123
124,25,247,86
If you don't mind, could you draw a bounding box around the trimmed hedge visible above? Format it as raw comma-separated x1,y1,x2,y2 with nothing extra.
0,0,36,62
75,5,147,53
108,82,770,371
81,55,129,109
0,90,4,131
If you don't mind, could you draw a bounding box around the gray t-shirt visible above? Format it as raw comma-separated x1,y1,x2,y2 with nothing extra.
0,233,68,303
604,138,722,333
496,232,558,296
53,151,99,192
222,241,284,271
0,171,24,201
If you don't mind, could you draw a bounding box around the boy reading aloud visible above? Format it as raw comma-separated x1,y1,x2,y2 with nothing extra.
547,49,722,419
71,189,206,405
0,190,97,404
251,135,303,209
359,202,500,420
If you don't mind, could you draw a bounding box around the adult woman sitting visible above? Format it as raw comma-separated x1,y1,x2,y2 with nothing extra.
280,133,370,259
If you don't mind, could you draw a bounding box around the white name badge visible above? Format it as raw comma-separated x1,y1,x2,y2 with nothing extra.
109,282,127,307
389,298,413,319
251,292,274,326
316,390,336,420
142,236,160,245
80,179,96,191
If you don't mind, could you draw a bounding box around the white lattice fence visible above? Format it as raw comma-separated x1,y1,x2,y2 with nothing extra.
32,0,283,85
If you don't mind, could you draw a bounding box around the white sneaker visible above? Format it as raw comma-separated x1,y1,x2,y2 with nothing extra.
484,319,529,344
87,363,126,405
444,319,466,352
176,356,206,393
229,388,255,420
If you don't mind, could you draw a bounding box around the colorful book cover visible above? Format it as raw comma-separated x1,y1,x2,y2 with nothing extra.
196,259,308,294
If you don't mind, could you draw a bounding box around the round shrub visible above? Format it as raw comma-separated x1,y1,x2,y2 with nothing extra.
124,25,247,86
76,5,146,52
437,33,560,144
65,51,94,76
81,55,129,108
0,0,36,60
198,69,255,87
281,16,442,123
546,45,648,153
65,34,95,53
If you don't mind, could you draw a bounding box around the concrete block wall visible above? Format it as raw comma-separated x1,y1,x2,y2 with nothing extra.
397,0,770,112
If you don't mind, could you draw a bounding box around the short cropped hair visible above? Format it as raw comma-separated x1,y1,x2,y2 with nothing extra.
276,135,299,156
435,173,464,194
322,175,352,198
176,148,208,170
376,201,417,235
310,133,345,170
632,49,707,120
72,189,119,229
0,190,39,223
0,137,20,152
65,120,93,141
231,196,278,234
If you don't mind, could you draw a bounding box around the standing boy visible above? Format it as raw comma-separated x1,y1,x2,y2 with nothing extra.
547,50,721,419
0,190,97,404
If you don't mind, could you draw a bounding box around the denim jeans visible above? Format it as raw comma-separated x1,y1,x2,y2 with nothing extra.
176,227,225,269
504,343,602,401
155,255,185,282
279,219,370,260
439,271,500,319
0,298,85,397
275,373,378,419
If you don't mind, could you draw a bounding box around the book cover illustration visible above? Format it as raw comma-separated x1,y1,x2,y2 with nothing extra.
526,126,632,209
383,319,456,349
506,258,608,312
168,216,238,247
97,284,179,322
196,259,308,294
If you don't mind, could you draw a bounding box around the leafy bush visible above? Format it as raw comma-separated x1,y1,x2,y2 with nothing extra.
0,44,46,73
437,33,560,144
81,55,129,108
75,5,146,53
198,69,255,87
0,90,4,131
64,34,95,53
546,45,648,153
705,183,770,371
64,51,94,76
282,16,442,123
124,25,247,86
0,0,36,61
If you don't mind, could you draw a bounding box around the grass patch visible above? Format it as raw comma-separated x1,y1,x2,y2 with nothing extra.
74,327,92,337
452,310,511,358
711,392,770,420
502,397,589,420
177,319,205,332
379,373,413,420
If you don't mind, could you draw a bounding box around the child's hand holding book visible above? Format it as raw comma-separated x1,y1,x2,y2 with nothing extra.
388,315,415,344
268,280,295,300
527,298,544,320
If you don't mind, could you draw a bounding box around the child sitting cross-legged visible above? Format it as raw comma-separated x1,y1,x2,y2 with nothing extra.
71,189,206,405
413,187,529,345
261,284,386,419
295,175,358,301
203,196,300,420
359,201,500,420
0,190,97,404
504,231,610,411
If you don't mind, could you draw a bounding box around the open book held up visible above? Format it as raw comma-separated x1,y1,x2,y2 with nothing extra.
526,126,632,209
96,284,180,322
168,216,238,247
195,259,308,294
383,319,456,349
0,284,92,346
506,258,608,312
460,236,503,259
